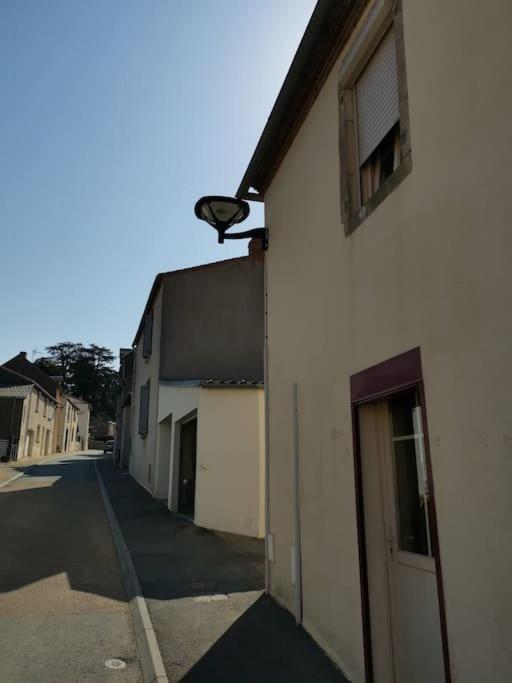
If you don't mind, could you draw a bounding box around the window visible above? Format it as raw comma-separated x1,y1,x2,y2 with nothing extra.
389,388,431,556
36,425,40,442
138,381,150,437
43,397,47,417
142,312,153,358
338,0,411,234
35,392,40,412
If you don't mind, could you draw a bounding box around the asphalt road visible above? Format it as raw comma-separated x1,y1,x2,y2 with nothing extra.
0,453,141,682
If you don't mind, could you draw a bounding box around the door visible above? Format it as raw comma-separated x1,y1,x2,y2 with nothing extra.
178,417,197,515
359,388,445,682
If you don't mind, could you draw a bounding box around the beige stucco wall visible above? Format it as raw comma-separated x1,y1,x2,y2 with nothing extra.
157,384,264,537
19,389,57,459
262,0,512,681
195,387,265,538
130,287,163,493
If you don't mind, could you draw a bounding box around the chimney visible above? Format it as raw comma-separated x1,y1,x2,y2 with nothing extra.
248,237,265,263
19,351,27,359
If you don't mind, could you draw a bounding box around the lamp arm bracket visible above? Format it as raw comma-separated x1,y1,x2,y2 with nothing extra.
219,227,268,250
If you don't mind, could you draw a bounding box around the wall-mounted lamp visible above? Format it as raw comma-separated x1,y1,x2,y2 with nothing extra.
194,195,267,249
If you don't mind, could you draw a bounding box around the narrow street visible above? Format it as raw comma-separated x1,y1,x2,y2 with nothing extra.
0,454,141,682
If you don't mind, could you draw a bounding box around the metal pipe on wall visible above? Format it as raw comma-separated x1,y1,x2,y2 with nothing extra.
263,257,271,593
292,382,303,624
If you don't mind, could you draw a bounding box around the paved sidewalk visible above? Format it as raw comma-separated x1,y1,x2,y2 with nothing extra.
0,453,54,485
99,457,347,682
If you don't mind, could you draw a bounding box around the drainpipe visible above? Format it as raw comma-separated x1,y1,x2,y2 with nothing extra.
292,382,303,624
263,255,271,594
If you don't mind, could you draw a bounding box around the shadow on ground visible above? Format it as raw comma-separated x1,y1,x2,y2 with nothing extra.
98,458,265,601
0,456,126,602
99,459,347,682
182,592,346,682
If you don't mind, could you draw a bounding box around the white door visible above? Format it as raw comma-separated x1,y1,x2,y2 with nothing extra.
359,388,445,683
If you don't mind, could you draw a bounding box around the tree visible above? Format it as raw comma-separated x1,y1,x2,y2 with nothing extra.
35,343,118,420
37,342,81,391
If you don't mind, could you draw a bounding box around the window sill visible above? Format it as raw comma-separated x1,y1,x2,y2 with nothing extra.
344,152,412,236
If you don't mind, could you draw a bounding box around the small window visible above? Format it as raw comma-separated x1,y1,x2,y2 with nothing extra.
142,313,153,358
138,381,150,437
35,392,40,412
36,425,40,442
356,29,400,204
338,6,411,234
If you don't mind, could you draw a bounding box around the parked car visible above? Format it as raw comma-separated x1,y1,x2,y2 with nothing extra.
103,440,114,454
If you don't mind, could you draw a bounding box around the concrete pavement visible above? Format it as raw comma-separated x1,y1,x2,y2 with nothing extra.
99,458,347,682
0,452,59,486
0,453,142,682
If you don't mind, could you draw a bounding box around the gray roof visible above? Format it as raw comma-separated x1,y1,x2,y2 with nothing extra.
0,384,34,399
200,379,263,389
160,379,263,389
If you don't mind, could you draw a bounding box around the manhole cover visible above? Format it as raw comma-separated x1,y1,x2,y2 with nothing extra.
105,659,127,670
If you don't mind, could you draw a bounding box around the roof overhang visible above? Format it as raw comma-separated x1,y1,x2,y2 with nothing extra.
237,0,369,199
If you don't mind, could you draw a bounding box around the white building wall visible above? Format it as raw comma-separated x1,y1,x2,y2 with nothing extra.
157,384,264,538
130,287,163,493
195,387,265,538
262,0,512,679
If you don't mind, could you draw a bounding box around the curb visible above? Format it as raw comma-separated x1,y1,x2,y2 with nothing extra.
94,460,168,683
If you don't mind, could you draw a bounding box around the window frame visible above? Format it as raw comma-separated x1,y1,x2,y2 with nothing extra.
338,0,411,236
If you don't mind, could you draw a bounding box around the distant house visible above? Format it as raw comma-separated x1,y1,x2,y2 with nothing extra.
2,352,90,456
128,249,265,538
69,397,91,451
90,418,116,442
0,365,58,460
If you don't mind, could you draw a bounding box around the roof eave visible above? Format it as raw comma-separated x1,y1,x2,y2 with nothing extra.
237,0,369,199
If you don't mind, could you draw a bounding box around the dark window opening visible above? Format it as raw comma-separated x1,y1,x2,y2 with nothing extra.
360,122,401,205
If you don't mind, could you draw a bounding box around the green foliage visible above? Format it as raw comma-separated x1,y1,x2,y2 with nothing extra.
35,342,118,420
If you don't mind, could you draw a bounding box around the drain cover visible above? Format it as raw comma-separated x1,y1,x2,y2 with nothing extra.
105,659,127,670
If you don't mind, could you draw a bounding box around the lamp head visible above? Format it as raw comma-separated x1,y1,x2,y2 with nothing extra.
194,195,250,242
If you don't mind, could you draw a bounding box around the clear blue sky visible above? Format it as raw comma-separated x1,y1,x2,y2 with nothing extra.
1,0,315,365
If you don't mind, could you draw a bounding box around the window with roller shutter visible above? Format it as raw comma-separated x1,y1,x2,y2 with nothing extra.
338,2,411,235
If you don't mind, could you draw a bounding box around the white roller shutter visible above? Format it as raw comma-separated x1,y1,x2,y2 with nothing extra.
356,29,399,165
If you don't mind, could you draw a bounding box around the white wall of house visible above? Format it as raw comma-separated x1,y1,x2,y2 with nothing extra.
260,0,512,680
75,402,90,450
61,399,81,454
195,387,265,538
130,287,163,492
157,383,265,538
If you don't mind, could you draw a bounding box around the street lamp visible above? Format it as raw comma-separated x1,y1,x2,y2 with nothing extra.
194,195,267,249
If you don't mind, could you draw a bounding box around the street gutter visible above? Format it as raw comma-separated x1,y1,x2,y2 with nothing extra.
95,460,168,683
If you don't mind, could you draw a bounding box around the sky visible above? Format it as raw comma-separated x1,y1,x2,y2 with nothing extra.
1,0,316,365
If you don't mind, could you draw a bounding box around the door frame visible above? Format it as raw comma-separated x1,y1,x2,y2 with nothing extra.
169,409,198,513
350,347,451,683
